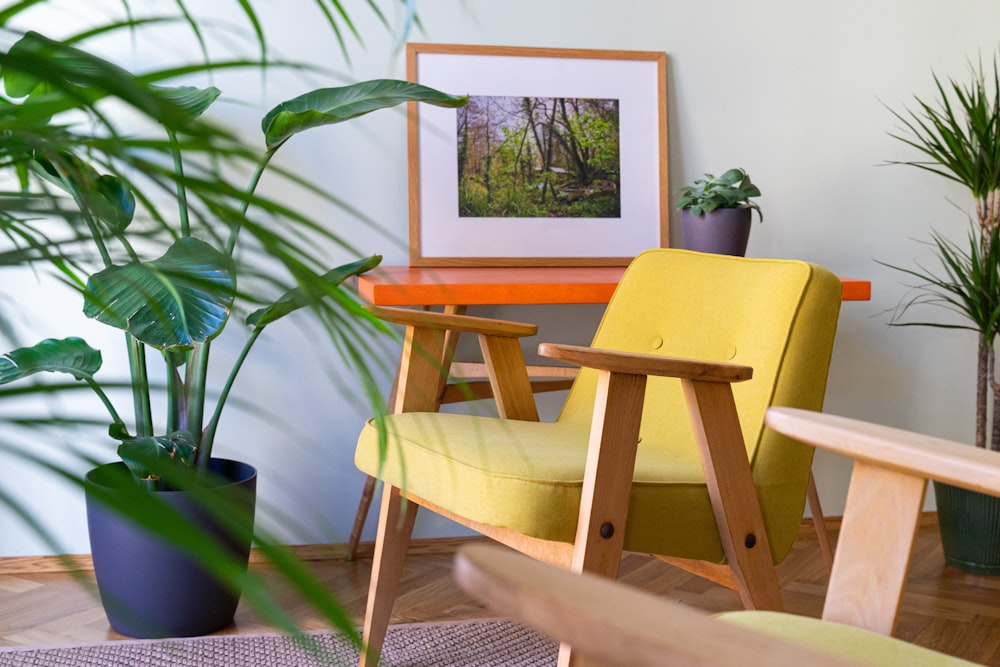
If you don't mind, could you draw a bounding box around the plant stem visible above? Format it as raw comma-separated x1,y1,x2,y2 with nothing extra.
84,378,125,427
168,129,191,238
165,354,185,433
125,335,152,437
225,147,278,256
186,343,211,468
978,334,989,450
200,326,264,460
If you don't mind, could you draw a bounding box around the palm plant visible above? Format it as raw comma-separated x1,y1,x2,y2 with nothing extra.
885,57,1000,451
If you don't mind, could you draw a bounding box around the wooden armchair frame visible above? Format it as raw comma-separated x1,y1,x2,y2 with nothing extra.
454,407,992,666
361,305,786,666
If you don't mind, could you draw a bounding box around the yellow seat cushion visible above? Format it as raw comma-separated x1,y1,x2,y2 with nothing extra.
718,611,978,666
355,412,723,558
355,249,843,563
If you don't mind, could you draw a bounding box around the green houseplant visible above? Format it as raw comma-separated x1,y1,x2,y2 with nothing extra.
675,167,762,256
885,57,1000,573
0,27,467,635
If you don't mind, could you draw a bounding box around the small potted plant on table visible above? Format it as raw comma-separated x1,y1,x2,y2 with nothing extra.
676,168,763,256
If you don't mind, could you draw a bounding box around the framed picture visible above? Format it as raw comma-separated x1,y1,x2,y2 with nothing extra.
407,43,668,267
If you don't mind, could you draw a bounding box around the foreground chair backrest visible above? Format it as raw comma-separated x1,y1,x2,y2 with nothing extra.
454,407,986,667
354,249,843,665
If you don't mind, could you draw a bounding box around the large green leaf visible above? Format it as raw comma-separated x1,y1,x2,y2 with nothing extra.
246,254,381,328
117,430,199,481
261,79,468,149
0,337,102,384
83,237,236,350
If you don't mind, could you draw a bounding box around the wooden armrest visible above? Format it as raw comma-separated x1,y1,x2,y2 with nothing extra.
538,342,752,383
366,305,537,337
454,544,864,667
766,407,1000,497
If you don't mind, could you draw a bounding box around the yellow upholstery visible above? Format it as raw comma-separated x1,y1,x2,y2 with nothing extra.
718,611,977,666
355,249,842,563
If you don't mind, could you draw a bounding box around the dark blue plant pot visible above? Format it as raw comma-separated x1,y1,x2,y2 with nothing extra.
85,458,257,638
681,208,753,256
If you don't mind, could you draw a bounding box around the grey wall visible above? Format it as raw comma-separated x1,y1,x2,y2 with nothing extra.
2,0,996,556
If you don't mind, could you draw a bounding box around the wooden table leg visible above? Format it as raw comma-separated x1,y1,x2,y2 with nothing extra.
346,474,378,560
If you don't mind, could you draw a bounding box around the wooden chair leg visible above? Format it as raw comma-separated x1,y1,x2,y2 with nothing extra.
560,369,647,667
360,485,418,667
682,379,783,611
808,473,835,570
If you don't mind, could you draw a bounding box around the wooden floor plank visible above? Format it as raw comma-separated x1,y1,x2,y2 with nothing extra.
0,517,998,664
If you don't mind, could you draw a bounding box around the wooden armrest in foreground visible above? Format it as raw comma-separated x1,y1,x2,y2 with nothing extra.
454,543,863,667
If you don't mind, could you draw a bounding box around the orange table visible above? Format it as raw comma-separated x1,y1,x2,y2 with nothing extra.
358,266,871,306
347,266,871,559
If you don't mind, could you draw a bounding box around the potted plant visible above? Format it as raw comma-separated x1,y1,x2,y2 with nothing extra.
675,167,763,256
0,30,467,635
884,57,1000,573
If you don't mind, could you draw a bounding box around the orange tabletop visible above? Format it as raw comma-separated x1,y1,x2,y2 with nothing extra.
357,266,871,306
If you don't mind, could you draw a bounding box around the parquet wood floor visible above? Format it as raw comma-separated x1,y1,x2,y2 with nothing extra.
2,517,999,664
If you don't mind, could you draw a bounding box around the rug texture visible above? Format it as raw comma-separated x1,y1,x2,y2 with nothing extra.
0,618,557,667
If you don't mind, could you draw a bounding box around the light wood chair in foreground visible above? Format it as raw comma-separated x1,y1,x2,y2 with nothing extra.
455,406,986,667
354,249,843,666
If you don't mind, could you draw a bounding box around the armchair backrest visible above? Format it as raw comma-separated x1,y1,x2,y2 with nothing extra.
558,249,843,559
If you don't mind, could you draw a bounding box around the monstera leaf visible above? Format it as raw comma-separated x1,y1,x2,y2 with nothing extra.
246,254,381,328
0,337,102,384
84,237,236,351
261,79,468,149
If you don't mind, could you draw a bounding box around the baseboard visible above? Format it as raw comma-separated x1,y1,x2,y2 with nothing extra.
0,535,491,575
0,514,940,576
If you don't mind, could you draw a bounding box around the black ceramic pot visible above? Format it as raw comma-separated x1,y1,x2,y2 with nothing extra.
935,480,1000,575
681,207,752,256
85,458,257,637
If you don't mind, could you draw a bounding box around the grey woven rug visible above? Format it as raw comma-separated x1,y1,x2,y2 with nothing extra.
0,619,557,666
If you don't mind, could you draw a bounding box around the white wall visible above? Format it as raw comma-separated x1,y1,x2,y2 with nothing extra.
1,0,997,556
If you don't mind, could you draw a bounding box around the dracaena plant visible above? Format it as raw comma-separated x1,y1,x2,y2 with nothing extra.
0,31,468,487
675,167,763,222
884,57,1000,452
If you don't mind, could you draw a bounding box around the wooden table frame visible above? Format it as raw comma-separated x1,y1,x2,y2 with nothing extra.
347,266,871,560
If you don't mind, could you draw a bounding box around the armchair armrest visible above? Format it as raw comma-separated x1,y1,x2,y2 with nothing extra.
368,305,539,419
766,406,1000,634
366,305,537,337
538,342,752,383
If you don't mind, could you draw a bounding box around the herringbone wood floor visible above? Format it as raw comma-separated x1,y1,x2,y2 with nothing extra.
2,517,1000,664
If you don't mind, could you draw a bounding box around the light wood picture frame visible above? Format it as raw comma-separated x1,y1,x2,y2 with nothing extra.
407,43,668,267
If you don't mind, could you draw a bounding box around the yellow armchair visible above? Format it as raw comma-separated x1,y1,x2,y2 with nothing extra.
354,249,843,665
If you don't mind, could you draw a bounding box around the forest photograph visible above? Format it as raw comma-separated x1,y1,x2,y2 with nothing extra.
456,95,621,218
